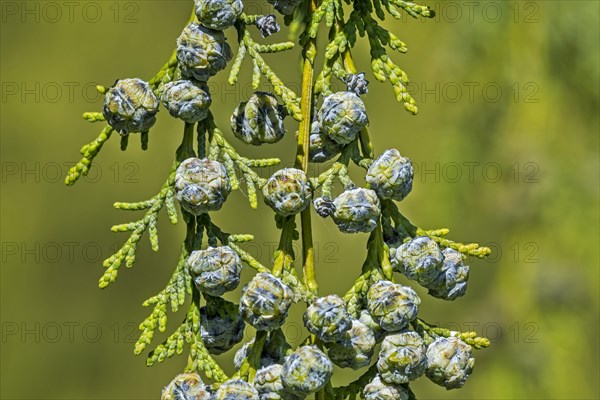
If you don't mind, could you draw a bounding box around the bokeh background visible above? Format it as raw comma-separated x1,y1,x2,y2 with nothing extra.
1,1,598,399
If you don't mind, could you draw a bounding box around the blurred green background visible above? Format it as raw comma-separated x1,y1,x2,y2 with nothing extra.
1,1,598,399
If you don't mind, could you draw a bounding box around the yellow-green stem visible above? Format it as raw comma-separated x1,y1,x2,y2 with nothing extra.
247,330,267,381
299,3,323,397
272,217,295,278
177,123,197,161
297,0,319,296
375,221,394,281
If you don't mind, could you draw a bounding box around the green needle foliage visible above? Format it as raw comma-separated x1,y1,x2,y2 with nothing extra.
66,0,491,398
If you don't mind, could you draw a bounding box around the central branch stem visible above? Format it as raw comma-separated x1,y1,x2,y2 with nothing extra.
297,0,319,296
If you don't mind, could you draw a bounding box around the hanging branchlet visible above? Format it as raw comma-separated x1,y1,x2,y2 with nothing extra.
228,15,302,120
314,12,357,96
242,30,302,120
135,245,191,355
344,269,377,317
228,43,247,85
383,199,492,258
145,296,230,383
324,16,357,61
313,0,434,115
310,0,433,115
82,112,105,122
64,126,113,186
253,41,296,53
299,0,336,46
184,301,229,382
418,229,492,259
311,162,349,193
412,318,491,349
358,6,418,113
147,324,186,366
382,0,436,20
98,163,179,288
67,1,493,397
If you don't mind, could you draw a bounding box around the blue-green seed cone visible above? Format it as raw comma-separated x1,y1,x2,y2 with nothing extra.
303,294,352,343
344,72,369,95
394,236,444,287
161,80,211,123
253,364,302,400
366,149,414,201
234,341,254,370
313,196,335,218
332,188,381,233
377,331,427,384
214,379,259,400
426,337,475,390
309,121,343,163
386,235,403,262
263,168,312,216
256,14,280,38
359,309,386,342
239,273,294,331
199,304,245,355
281,345,333,395
326,320,376,369
363,375,410,400
317,91,368,145
161,373,211,400
195,0,242,30
103,78,158,135
231,92,286,146
428,248,469,300
175,158,231,215
367,280,420,332
234,330,292,370
253,364,284,400
188,246,242,296
266,0,301,15
177,22,232,81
